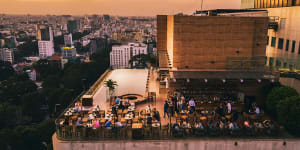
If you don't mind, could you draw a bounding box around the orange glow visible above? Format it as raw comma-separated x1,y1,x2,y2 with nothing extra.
0,0,240,16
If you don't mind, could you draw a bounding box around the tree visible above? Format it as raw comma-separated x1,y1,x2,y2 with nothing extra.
104,79,117,103
277,96,300,136
21,91,45,122
0,60,15,81
266,86,299,116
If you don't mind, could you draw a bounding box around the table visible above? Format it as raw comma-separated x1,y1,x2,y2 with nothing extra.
200,116,207,121
105,113,114,120
128,106,135,112
82,117,88,122
125,114,134,120
152,122,160,127
132,123,143,129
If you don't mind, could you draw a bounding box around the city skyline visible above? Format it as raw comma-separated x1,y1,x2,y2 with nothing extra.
0,0,240,16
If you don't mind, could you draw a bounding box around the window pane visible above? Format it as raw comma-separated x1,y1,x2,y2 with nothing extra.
286,40,290,51
271,37,276,47
291,40,296,53
278,38,284,49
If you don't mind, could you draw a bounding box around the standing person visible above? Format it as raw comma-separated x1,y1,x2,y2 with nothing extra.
227,101,232,114
172,96,178,114
169,100,174,117
189,98,196,112
115,97,120,105
164,101,169,118
180,96,185,110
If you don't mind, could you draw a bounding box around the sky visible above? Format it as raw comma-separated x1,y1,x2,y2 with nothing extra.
0,0,241,16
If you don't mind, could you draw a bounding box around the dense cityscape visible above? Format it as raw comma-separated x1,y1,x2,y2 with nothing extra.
0,0,300,150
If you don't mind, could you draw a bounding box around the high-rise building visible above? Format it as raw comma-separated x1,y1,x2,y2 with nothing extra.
62,47,76,58
64,33,73,46
37,25,54,58
110,43,147,69
67,20,80,33
0,48,14,64
241,0,300,70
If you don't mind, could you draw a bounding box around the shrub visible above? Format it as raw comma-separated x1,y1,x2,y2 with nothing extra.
277,96,300,136
266,86,298,116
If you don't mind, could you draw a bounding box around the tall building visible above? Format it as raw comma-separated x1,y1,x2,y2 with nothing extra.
62,47,76,58
67,20,80,33
110,43,147,69
37,25,54,58
64,33,73,46
241,0,300,70
0,48,14,64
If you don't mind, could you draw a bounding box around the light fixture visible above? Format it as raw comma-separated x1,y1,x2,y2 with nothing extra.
240,79,244,83
271,79,275,83
204,79,208,83
257,79,262,83
222,79,226,83
187,78,190,83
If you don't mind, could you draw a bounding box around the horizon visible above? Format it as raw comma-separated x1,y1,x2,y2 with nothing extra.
0,0,241,16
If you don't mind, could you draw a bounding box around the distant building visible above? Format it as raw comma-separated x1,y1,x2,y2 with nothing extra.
0,48,14,64
89,38,108,54
37,25,54,58
62,47,76,58
49,55,62,69
110,43,147,69
64,33,73,46
67,20,80,33
241,0,300,70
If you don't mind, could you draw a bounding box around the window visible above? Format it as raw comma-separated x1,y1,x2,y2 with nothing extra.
298,42,300,54
292,0,297,6
291,40,296,53
271,37,276,47
286,40,290,51
278,38,284,49
267,36,269,45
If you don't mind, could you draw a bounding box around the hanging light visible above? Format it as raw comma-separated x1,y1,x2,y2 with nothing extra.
222,79,226,83
204,79,208,83
240,79,244,83
257,79,262,83
187,78,190,83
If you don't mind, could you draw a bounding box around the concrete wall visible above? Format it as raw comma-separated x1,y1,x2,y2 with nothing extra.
280,77,300,94
53,134,300,150
172,16,268,70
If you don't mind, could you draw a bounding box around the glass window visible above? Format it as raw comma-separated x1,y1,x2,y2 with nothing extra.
271,37,276,47
267,36,269,45
298,42,300,54
278,38,284,49
291,40,296,53
286,40,290,51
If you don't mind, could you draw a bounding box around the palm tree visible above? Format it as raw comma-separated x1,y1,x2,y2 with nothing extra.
104,79,117,103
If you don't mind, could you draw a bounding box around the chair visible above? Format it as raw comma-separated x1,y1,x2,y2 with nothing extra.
99,110,105,118
161,126,169,139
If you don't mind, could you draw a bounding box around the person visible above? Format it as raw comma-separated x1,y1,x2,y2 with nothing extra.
104,119,112,129
116,120,123,128
173,122,184,134
228,121,234,130
153,109,161,121
115,97,120,105
76,118,83,126
176,99,182,113
147,116,152,125
93,120,100,129
195,122,204,130
88,113,95,121
173,96,178,113
188,98,196,112
169,100,174,117
146,105,151,113
255,106,260,115
112,105,117,115
164,100,169,118
216,104,224,116
119,101,125,111
227,101,232,114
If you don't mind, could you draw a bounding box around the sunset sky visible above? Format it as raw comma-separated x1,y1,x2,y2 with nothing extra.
0,0,241,16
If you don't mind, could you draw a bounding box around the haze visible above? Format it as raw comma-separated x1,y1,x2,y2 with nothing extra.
0,0,241,16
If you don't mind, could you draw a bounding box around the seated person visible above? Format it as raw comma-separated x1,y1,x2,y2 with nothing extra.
173,123,184,133
116,120,123,128
153,109,160,121
89,113,95,120
215,104,224,116
76,118,83,126
63,119,69,126
147,116,152,125
255,106,260,115
219,120,225,129
208,120,215,129
228,121,234,130
93,120,100,129
195,122,204,130
104,119,112,129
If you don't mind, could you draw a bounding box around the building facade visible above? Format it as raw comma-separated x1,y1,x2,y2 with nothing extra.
0,48,14,64
241,0,300,70
241,0,300,9
64,33,73,46
110,43,147,69
37,25,55,58
62,47,76,58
